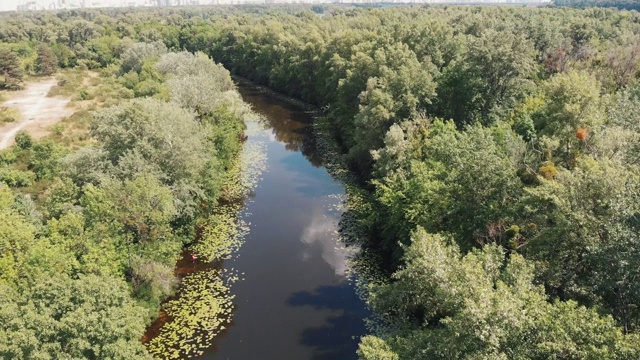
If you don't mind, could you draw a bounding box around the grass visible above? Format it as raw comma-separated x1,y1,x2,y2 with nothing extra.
46,109,93,147
47,70,86,98
0,106,20,123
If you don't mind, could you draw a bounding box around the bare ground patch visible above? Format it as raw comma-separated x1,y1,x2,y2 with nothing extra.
0,79,74,149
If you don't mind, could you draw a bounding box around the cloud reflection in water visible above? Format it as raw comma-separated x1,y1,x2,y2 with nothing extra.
300,205,347,277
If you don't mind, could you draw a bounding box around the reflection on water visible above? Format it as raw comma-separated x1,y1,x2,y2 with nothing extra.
244,87,324,167
196,85,368,360
300,203,348,277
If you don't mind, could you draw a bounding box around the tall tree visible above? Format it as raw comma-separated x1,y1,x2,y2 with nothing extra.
35,44,57,76
0,48,23,90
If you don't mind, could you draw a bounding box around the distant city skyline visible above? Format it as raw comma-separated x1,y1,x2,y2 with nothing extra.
4,0,174,11
1,0,550,12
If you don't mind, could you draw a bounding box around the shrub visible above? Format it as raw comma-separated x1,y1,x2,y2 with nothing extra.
538,161,558,180
74,88,93,101
14,131,32,149
0,168,35,187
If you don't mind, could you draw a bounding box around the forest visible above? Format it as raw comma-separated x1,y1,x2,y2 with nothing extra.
2,3,640,359
552,0,640,11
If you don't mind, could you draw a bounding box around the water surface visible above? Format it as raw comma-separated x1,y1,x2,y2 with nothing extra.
198,86,368,360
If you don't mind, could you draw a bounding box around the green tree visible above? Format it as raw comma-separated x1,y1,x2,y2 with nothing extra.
360,227,640,360
522,157,640,318
0,185,37,286
35,43,57,76
81,174,177,246
373,121,526,255
120,41,167,73
0,48,23,90
29,140,69,180
0,275,152,360
537,70,604,146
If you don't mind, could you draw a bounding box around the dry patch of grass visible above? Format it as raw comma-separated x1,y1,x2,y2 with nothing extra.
47,70,85,98
0,107,20,123
45,108,94,147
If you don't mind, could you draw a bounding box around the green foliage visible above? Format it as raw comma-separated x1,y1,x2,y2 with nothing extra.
358,337,399,360
29,139,69,180
361,227,640,359
0,275,152,360
0,33,248,356
119,70,139,89
0,168,35,187
133,79,162,97
373,120,526,256
129,256,178,311
120,41,167,73
14,131,31,149
0,48,23,89
82,174,177,245
51,42,76,68
0,185,37,285
523,157,640,313
3,5,640,358
90,99,207,180
35,43,57,76
74,87,93,100
43,177,80,219
537,71,604,151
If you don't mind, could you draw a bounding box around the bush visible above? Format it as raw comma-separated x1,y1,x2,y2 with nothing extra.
0,168,35,187
133,79,161,97
29,140,68,180
538,161,558,180
74,88,93,101
0,149,17,164
14,131,32,149
50,123,66,136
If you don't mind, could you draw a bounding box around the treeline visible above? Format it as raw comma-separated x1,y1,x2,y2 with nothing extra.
0,31,248,359
553,0,640,11
3,4,640,359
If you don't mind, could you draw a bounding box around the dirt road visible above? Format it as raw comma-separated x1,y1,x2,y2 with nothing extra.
0,79,73,149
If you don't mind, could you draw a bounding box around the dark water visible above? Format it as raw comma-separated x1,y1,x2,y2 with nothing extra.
197,86,368,360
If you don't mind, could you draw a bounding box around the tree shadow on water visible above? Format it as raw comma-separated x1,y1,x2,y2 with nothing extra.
288,284,369,360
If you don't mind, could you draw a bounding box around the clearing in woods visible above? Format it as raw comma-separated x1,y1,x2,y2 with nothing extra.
0,79,73,149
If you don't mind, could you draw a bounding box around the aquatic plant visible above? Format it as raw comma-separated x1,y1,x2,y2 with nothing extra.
146,269,235,359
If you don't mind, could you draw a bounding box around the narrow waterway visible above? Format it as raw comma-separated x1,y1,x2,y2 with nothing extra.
196,85,368,360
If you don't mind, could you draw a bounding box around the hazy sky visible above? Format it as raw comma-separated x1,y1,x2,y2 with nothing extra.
0,0,20,12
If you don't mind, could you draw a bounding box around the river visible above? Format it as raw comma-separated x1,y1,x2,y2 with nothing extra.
194,85,368,360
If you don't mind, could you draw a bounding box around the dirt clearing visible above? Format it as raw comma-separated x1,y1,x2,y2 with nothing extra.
0,79,74,149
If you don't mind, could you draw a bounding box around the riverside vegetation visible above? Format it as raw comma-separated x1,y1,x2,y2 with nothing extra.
0,27,251,359
3,3,640,359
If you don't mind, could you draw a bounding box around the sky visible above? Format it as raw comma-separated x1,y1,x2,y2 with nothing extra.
0,0,20,12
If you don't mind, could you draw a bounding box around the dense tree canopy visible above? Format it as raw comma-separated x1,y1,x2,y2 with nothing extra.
2,4,640,359
0,15,248,355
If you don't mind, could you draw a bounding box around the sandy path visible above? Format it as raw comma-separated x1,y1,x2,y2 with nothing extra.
0,79,73,149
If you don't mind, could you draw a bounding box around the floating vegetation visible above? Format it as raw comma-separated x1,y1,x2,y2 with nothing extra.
192,206,248,263
145,269,235,359
144,118,268,358
192,131,267,262
239,137,268,192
